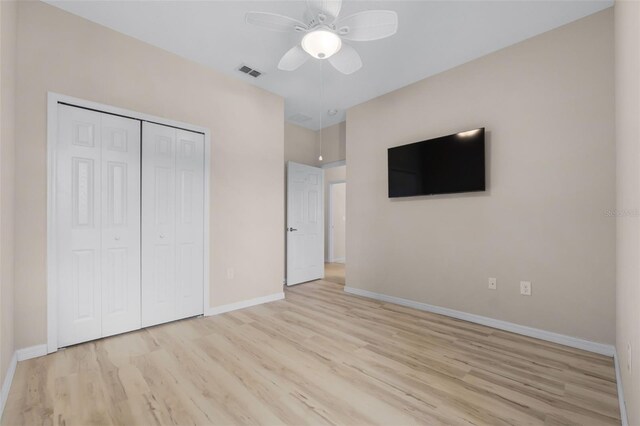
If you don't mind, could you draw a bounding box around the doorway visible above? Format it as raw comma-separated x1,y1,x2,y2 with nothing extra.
329,181,346,263
326,180,346,285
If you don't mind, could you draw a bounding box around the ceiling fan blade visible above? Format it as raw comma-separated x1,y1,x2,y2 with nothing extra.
278,45,310,71
337,10,398,41
246,12,307,32
306,0,342,20
328,43,362,75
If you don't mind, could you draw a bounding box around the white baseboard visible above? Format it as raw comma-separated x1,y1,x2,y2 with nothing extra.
330,257,346,264
344,286,615,357
206,292,285,316
0,344,51,419
16,344,47,362
0,352,17,418
614,350,629,426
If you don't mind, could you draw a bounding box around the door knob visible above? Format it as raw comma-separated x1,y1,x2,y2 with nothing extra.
114,236,120,241
288,227,298,232
160,234,165,239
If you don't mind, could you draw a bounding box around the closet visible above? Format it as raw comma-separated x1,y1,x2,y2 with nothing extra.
141,122,205,327
54,103,205,348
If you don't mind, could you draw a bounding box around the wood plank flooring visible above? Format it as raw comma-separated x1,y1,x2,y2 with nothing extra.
2,279,620,425
323,263,345,285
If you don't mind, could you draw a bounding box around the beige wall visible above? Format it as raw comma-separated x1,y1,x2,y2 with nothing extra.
346,10,615,344
615,1,640,423
329,182,346,262
318,122,346,165
324,165,346,261
0,0,17,387
284,122,318,166
14,1,284,349
284,121,346,167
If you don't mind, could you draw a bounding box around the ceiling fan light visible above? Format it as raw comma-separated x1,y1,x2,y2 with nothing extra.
301,30,342,59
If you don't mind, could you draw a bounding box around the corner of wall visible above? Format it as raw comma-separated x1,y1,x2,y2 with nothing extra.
0,0,18,393
614,1,640,424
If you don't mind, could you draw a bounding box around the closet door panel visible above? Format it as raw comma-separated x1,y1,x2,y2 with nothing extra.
55,102,206,346
57,105,103,347
141,122,177,327
175,130,205,319
101,114,141,337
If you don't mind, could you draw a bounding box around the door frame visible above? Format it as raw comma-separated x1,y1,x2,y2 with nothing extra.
46,92,211,353
328,180,346,263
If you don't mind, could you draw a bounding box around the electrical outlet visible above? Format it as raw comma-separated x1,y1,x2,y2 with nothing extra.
488,278,497,290
628,342,633,372
520,281,532,296
227,268,235,279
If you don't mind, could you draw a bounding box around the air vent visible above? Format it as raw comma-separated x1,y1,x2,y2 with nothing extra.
289,113,312,123
237,64,263,78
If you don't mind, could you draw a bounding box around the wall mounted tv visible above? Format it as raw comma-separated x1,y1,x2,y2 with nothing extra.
388,128,486,198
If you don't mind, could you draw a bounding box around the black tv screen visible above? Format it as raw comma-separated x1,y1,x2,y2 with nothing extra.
388,128,485,198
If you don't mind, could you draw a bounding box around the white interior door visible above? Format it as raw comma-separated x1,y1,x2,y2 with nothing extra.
330,182,346,263
175,129,205,319
100,114,142,338
141,123,175,327
286,161,324,285
56,105,141,347
142,122,204,327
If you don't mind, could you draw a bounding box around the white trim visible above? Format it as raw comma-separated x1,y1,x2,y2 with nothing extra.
328,180,346,263
614,350,629,426
48,93,211,134
0,352,17,418
203,126,212,319
46,94,58,354
16,344,47,362
320,160,345,169
344,286,615,357
205,292,284,316
47,92,212,353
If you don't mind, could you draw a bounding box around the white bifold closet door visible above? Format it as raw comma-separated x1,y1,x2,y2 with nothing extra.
56,105,141,347
141,122,205,327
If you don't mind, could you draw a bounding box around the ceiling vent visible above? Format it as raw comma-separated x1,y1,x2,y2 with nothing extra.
237,64,263,78
289,113,312,123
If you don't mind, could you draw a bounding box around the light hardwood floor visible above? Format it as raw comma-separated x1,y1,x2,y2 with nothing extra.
324,262,345,285
2,279,620,426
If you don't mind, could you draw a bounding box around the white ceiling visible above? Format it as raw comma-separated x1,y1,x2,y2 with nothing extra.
45,0,612,130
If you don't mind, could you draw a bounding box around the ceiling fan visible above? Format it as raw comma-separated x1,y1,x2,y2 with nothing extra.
246,0,398,75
